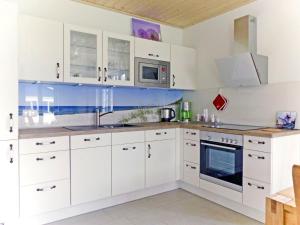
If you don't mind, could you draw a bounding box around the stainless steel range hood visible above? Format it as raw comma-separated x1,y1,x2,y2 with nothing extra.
215,15,268,87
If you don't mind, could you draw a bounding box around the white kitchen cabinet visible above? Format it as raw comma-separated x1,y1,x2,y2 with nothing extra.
146,139,176,187
183,162,199,187
71,146,111,205
183,140,200,164
243,134,300,212
0,0,18,141
112,143,145,195
135,37,170,62
171,45,196,90
103,32,134,86
0,140,19,222
64,24,103,84
19,15,64,82
145,129,176,142
20,179,70,216
20,150,70,186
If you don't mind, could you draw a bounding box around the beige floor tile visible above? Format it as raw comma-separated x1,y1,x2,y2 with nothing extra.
47,189,263,225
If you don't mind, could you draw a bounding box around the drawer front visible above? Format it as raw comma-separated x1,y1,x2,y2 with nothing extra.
71,133,111,149
244,136,271,152
243,178,270,211
183,162,199,187
20,151,70,186
20,179,70,216
184,129,199,141
145,129,175,141
112,131,144,145
19,136,69,154
183,140,199,164
243,149,271,183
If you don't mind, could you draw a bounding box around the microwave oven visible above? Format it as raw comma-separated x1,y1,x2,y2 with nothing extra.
134,57,170,88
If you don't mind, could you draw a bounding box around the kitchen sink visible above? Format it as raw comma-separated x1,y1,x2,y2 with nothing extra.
64,124,137,131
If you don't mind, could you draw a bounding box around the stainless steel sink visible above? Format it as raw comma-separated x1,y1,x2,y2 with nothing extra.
64,124,137,131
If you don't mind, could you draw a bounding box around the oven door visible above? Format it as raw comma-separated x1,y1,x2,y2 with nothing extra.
200,141,243,192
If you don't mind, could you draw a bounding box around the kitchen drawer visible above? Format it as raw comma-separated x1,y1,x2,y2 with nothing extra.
71,133,111,149
243,149,271,183
20,150,70,186
19,136,69,154
112,131,144,145
184,129,200,141
135,37,170,61
145,129,175,141
20,179,70,216
244,136,271,152
243,178,270,211
183,140,200,164
183,162,199,187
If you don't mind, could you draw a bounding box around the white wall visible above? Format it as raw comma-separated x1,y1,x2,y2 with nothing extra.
19,0,183,45
183,0,300,128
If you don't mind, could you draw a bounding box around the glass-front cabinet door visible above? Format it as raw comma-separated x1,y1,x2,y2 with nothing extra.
102,32,134,86
64,24,102,84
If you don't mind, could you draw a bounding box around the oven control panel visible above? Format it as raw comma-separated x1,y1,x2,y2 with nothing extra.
200,131,243,146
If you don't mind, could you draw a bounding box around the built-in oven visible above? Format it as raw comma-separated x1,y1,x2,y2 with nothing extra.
134,57,170,88
200,131,243,192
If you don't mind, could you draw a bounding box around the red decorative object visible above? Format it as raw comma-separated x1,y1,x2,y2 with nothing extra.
213,94,228,111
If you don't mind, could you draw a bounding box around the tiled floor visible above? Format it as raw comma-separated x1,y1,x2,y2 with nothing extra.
48,189,263,225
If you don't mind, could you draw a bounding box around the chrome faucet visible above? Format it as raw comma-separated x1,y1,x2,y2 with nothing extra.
95,108,114,127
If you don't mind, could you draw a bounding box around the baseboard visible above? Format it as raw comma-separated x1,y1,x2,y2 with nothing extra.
179,181,265,223
16,182,179,225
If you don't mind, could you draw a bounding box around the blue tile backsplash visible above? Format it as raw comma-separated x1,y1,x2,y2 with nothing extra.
19,82,183,127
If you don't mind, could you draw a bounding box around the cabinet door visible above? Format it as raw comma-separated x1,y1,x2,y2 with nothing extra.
112,143,145,195
0,140,19,222
135,37,170,61
171,45,196,90
64,24,103,85
19,15,63,82
103,32,134,86
0,0,18,141
146,140,176,187
71,146,111,205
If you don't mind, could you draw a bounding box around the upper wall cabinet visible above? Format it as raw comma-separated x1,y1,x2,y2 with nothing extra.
19,15,64,82
171,45,196,90
103,32,134,86
135,38,170,62
64,24,103,85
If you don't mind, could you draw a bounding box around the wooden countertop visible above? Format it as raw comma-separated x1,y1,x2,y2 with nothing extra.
19,122,300,139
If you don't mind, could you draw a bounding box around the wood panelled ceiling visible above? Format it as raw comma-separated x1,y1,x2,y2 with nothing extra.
75,0,255,28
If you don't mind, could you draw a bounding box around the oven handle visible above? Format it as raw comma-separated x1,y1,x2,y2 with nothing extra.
201,142,238,151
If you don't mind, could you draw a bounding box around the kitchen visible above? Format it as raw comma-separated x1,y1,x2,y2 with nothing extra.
1,0,300,225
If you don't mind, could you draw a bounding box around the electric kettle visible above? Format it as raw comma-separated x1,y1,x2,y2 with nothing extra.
160,108,176,122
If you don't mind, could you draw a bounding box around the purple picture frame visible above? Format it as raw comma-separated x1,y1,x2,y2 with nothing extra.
132,18,162,41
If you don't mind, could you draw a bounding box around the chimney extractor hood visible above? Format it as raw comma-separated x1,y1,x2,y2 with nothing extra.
215,15,268,87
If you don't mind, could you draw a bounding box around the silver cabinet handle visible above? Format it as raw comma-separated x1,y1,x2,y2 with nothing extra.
84,138,91,142
9,113,13,133
36,185,56,192
148,53,154,57
84,137,100,142
185,142,197,147
147,144,151,158
247,182,265,190
248,154,265,160
172,74,175,87
185,164,197,170
104,67,107,82
35,141,56,146
9,144,14,164
122,147,129,151
36,156,56,161
248,140,265,145
155,132,161,135
56,63,60,79
98,66,102,82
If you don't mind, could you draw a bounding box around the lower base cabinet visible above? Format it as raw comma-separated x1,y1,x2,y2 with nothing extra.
146,140,176,187
20,179,70,216
71,146,111,205
0,140,19,222
183,161,199,187
112,143,145,195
